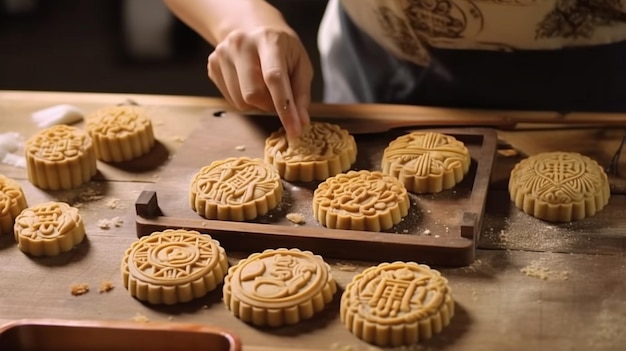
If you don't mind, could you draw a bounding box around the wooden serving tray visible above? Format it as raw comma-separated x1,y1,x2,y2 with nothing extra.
135,112,497,267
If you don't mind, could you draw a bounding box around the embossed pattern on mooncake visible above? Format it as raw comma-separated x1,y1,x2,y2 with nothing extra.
190,157,283,221
312,170,409,232
381,132,470,194
509,151,610,222
223,248,337,327
25,125,97,190
14,202,85,257
264,122,357,182
86,105,155,162
121,229,228,305
341,262,455,347
0,175,28,236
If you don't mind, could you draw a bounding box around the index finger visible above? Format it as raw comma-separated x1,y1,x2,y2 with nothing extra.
257,40,303,138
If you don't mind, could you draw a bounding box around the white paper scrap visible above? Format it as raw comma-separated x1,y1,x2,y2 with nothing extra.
0,132,21,152
1,153,26,168
31,104,84,128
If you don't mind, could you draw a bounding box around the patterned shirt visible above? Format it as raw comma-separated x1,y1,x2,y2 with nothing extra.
318,0,626,111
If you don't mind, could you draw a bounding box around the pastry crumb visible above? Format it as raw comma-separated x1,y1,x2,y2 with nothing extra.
112,216,123,226
97,219,110,229
521,265,550,280
70,283,90,296
423,229,432,235
286,212,305,224
106,197,120,209
131,313,150,323
498,148,519,157
97,217,123,229
336,262,357,272
99,280,114,293
234,145,246,151
462,260,483,274
520,259,569,280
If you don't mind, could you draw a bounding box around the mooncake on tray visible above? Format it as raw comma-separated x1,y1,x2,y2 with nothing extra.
189,157,283,221
265,122,357,182
382,131,470,194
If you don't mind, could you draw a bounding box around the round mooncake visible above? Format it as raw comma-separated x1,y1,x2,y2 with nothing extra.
509,151,610,222
223,248,336,327
0,175,28,236
264,122,357,182
381,131,470,194
86,105,155,162
25,125,97,190
14,201,85,256
121,229,228,305
312,170,410,232
341,261,455,347
190,157,283,221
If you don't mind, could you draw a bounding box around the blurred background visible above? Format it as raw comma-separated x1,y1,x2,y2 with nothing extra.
0,0,326,100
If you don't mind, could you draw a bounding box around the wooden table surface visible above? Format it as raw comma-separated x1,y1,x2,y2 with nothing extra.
0,91,624,351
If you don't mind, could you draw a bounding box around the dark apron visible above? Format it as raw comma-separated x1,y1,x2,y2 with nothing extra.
330,4,626,113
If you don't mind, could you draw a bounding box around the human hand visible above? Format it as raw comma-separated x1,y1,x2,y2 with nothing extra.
207,26,313,138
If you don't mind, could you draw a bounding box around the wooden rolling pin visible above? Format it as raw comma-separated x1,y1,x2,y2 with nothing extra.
3,90,623,133
305,103,626,133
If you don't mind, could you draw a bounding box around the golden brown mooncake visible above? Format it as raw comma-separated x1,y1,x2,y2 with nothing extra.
223,248,336,327
25,125,97,190
190,157,283,221
509,151,610,222
121,229,228,305
0,174,28,236
86,105,155,162
381,131,470,194
312,170,409,232
264,122,357,182
14,201,85,257
341,261,455,347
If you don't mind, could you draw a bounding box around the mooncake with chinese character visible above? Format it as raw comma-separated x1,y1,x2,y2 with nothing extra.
223,248,336,327
341,261,454,347
86,105,155,162
189,157,283,221
381,131,470,194
14,201,85,257
312,170,409,232
509,151,610,222
25,125,97,190
121,229,228,305
0,174,27,236
264,122,357,182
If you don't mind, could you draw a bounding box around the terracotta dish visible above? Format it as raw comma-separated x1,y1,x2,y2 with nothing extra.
0,319,241,351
